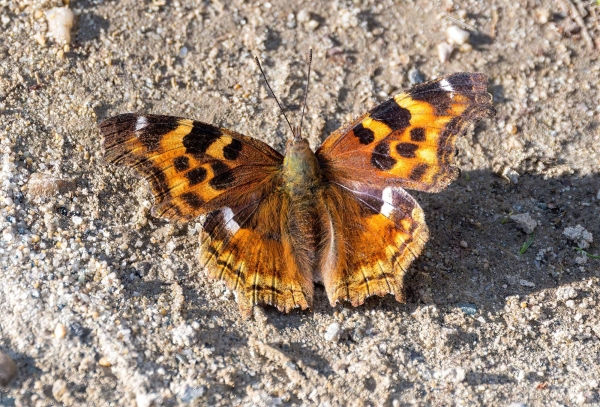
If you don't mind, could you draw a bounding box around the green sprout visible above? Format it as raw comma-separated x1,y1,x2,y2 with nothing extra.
574,248,600,259
501,211,514,224
519,232,535,255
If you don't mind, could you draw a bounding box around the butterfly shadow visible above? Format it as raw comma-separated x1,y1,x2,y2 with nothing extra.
412,169,599,319
262,168,598,344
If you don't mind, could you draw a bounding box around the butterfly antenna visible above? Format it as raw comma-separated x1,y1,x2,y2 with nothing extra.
298,48,312,139
254,56,295,137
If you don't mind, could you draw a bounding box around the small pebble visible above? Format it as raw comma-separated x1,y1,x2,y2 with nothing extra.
535,8,551,24
52,379,68,399
506,123,518,135
437,42,454,63
510,213,537,234
55,322,67,339
519,279,535,288
72,216,83,226
563,225,593,249
408,68,424,85
0,350,18,385
565,300,575,308
445,25,470,45
307,20,320,30
457,303,477,315
297,9,310,23
324,322,341,342
44,7,75,45
26,173,75,197
502,167,520,184
98,357,112,367
460,240,468,248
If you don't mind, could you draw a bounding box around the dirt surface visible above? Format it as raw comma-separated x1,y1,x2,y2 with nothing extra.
1,0,599,406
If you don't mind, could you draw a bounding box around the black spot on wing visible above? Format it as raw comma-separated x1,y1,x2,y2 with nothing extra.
223,139,243,160
410,127,426,142
369,99,411,132
209,161,235,190
410,163,428,181
181,192,204,209
183,122,222,156
186,167,208,186
396,143,418,158
353,123,375,145
173,156,190,172
371,142,396,170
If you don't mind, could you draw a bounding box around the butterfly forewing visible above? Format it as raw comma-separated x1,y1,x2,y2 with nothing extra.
317,72,495,193
101,113,283,221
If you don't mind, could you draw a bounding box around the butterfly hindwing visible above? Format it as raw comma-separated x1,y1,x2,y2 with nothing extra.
101,113,283,221
319,182,429,307
200,191,313,317
317,72,495,193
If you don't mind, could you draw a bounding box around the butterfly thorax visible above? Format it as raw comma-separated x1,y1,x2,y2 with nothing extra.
282,138,322,197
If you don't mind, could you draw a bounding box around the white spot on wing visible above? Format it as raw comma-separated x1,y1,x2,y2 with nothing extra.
380,187,395,217
135,116,148,131
222,207,240,235
440,78,454,92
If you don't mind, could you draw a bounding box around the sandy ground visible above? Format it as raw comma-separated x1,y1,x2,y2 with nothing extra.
1,0,599,406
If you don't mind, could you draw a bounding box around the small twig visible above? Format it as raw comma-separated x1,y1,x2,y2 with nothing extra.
490,7,499,39
560,0,596,50
443,15,477,32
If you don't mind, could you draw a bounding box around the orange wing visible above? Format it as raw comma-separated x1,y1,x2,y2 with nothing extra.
317,72,495,193
200,191,313,317
101,113,282,221
101,113,312,317
318,182,429,307
316,73,494,307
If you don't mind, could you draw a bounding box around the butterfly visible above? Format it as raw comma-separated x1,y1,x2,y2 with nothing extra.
100,53,495,318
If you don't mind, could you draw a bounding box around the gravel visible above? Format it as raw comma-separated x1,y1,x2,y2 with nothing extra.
1,0,599,405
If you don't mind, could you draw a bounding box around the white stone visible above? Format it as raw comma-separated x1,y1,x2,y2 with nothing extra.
445,25,470,45
45,7,75,44
437,42,454,63
510,213,537,234
54,322,67,339
324,322,341,342
556,286,578,301
563,225,593,249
